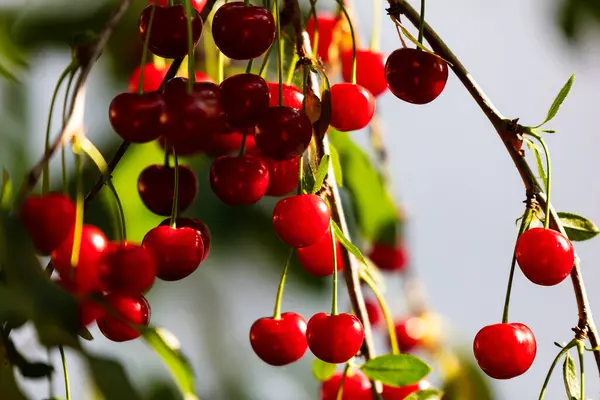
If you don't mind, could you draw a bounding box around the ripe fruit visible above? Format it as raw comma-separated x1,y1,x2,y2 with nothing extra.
139,5,203,59
160,217,211,262
382,380,431,400
255,106,313,160
108,92,166,143
364,299,382,328
19,193,76,255
54,279,103,328
341,49,387,97
142,225,204,281
307,312,364,363
393,316,428,352
306,13,340,63
515,227,575,286
247,147,299,196
128,63,167,93
329,83,375,132
212,2,275,60
150,0,206,12
220,73,270,129
272,194,331,248
296,229,343,277
249,312,308,366
137,164,198,216
267,82,304,109
209,155,270,206
97,293,151,342
368,242,408,272
321,371,371,400
385,48,448,105
99,242,157,295
473,322,537,379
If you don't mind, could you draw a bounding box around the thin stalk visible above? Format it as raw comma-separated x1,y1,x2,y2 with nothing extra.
336,0,357,83
169,152,180,227
335,363,351,400
258,44,273,77
370,0,382,51
417,0,425,44
275,0,283,105
69,147,84,275
529,133,552,229
245,58,254,73
59,346,71,400
538,339,576,400
61,70,76,193
184,0,196,90
238,129,249,157
330,223,338,316
363,274,399,354
286,52,298,85
578,340,585,400
139,3,157,94
163,140,171,167
107,181,126,240
273,249,294,319
217,49,224,83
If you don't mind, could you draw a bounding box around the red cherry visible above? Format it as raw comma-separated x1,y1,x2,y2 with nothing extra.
53,279,104,327
306,13,340,63
220,73,270,130
159,217,211,262
382,380,431,400
19,193,76,255
321,371,371,400
159,130,256,157
209,155,270,206
99,241,157,295
249,312,308,366
193,71,214,83
368,242,408,272
385,48,448,105
364,299,382,328
212,2,275,60
139,5,203,59
267,82,304,109
307,312,364,363
272,194,330,248
97,293,151,342
246,147,299,196
473,323,537,379
255,106,313,161
515,227,575,286
128,63,167,93
393,316,427,353
142,225,204,281
109,92,166,143
341,50,387,97
137,164,198,216
329,83,375,132
150,0,206,12
296,229,343,277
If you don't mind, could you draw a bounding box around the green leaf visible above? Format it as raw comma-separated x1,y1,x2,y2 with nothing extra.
538,74,574,127
525,139,548,190
1,168,11,209
86,354,143,400
441,350,493,400
360,354,431,387
406,389,444,400
0,351,28,400
563,352,579,400
557,212,600,241
328,144,343,187
331,219,368,266
312,358,336,381
311,154,330,194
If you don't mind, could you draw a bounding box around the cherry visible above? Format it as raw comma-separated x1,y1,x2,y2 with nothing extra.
307,312,364,364
393,316,427,353
142,225,204,281
19,193,76,255
321,371,371,400
128,63,167,93
341,49,387,97
109,92,166,143
139,5,203,59
54,279,104,328
329,83,375,132
220,73,270,130
272,194,331,248
138,164,198,216
255,106,313,161
97,293,151,342
159,217,211,262
368,242,408,272
364,299,382,328
209,155,270,206
150,0,206,12
249,312,308,366
159,129,256,157
246,147,299,196
267,82,304,110
382,380,431,400
306,13,340,63
212,2,275,60
99,241,157,295
473,322,537,379
296,229,343,277
515,227,575,286
385,48,449,105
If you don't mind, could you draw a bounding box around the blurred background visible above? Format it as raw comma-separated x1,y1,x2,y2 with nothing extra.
1,0,600,399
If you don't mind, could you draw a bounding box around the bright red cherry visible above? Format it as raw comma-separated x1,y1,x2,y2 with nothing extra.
515,227,575,286
150,0,207,12
109,92,166,143
329,83,375,132
368,242,408,272
382,380,431,400
212,2,275,60
220,73,270,130
267,83,304,110
296,229,343,277
364,299,382,328
160,217,211,262
209,155,270,206
249,312,308,366
128,63,167,93
306,13,340,63
142,225,204,281
246,147,299,196
272,194,330,248
393,316,427,353
137,164,198,216
385,48,448,105
99,242,157,295
321,371,371,400
307,312,364,364
341,50,387,97
139,5,203,59
54,279,104,328
255,106,313,161
97,294,151,342
473,323,537,379
19,193,76,255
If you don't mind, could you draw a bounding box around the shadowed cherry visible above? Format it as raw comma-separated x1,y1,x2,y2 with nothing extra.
246,147,299,196
109,92,166,143
150,0,206,12
220,73,270,129
137,164,198,216
209,155,270,206
255,106,313,161
268,82,304,110
99,241,157,295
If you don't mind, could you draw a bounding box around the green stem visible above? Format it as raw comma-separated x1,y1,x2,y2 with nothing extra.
217,49,224,83
184,0,195,90
363,273,399,355
163,140,171,167
275,0,283,106
336,0,356,83
577,340,585,400
336,363,351,400
308,2,319,59
370,0,382,51
69,147,84,276
258,44,273,77
297,154,304,195
532,134,552,229
417,0,425,45
107,181,126,241
59,346,71,400
169,152,180,228
245,58,254,74
238,129,249,157
273,249,294,320
138,3,157,94
285,52,298,85
61,70,76,194
538,339,577,400
330,223,338,316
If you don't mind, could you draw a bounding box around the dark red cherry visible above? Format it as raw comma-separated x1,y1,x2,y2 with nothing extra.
307,312,364,364
137,164,198,216
220,73,270,129
329,83,375,132
97,293,150,342
393,316,427,353
109,92,166,143
54,279,104,328
212,2,275,60
150,0,206,12
249,312,308,366
142,225,204,281
385,48,448,105
515,227,575,286
364,299,382,328
306,13,340,63
139,5,203,59
473,323,537,379
341,49,387,97
368,242,408,272
128,63,167,93
267,83,304,110
246,147,299,196
296,229,343,277
209,155,269,206
19,193,76,255
321,371,371,400
272,194,330,248
255,106,313,161
159,217,211,262
99,241,157,295
159,129,256,157
382,380,431,400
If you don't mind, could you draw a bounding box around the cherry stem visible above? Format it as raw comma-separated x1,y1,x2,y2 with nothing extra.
335,363,351,400
538,339,577,400
330,223,339,316
238,129,249,157
69,145,84,278
58,346,71,400
169,151,180,228
244,0,250,6
370,0,382,51
362,273,399,355
578,340,585,400
217,49,224,83
336,0,357,84
106,181,126,240
138,3,157,94
273,249,294,320
297,155,304,195
308,1,319,59
417,0,425,45
275,0,283,106
257,46,273,77
61,70,76,194
184,0,195,91
163,140,171,167
528,133,552,229
286,52,298,86
245,58,254,73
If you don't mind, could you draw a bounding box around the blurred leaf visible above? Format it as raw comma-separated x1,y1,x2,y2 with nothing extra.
0,345,28,400
0,17,29,82
563,352,579,400
406,389,444,400
360,354,431,387
86,354,143,400
329,143,343,187
1,168,12,209
312,358,336,381
144,381,180,400
441,351,494,400
311,154,330,194
557,212,600,241
331,219,368,266
536,74,574,127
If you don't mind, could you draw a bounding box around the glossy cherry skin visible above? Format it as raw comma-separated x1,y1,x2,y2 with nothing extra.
255,106,313,161
249,312,308,366
209,155,269,206
368,242,408,272
137,164,198,216
212,2,275,60
364,299,382,328
306,13,340,63
109,92,166,143
393,316,427,353
19,193,76,255
246,147,299,196
150,0,206,12
382,380,431,400
99,241,157,295
159,129,256,157
341,49,387,97
128,63,167,93
142,225,204,281
160,217,211,262
54,278,104,328
296,229,343,277
97,293,151,342
268,83,304,110
515,227,575,286
220,73,270,130
321,371,371,400
473,323,537,379
272,194,330,248
307,312,365,364
139,5,203,59
329,83,375,132
385,48,448,105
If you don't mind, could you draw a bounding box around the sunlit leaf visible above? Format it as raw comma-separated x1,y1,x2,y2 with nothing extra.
557,212,600,241
360,354,431,387
563,352,579,400
311,154,330,194
536,74,574,127
312,358,336,381
331,219,368,266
